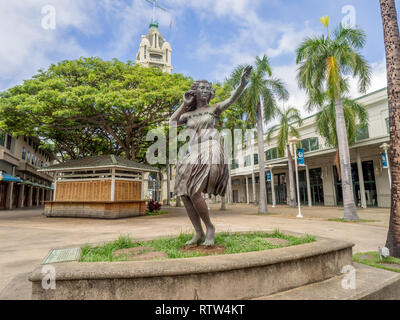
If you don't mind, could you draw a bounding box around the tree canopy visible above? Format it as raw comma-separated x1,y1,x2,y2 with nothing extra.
0,57,192,161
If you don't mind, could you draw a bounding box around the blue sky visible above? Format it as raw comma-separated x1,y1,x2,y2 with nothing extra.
0,0,397,113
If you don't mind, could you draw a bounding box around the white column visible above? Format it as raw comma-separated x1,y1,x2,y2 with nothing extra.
53,179,57,201
245,175,249,204
35,187,40,207
270,169,276,208
306,165,312,207
111,168,116,202
357,150,367,208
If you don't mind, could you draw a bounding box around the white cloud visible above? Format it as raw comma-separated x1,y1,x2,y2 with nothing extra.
0,0,98,90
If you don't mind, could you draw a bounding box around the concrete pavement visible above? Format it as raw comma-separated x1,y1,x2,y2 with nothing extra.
0,203,390,299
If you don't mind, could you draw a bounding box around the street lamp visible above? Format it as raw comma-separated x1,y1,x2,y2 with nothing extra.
380,143,391,188
289,137,303,218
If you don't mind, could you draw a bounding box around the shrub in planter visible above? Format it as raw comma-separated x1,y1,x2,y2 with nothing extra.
147,199,162,212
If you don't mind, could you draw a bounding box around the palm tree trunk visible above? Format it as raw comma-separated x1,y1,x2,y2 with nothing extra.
251,135,257,205
335,97,359,221
380,0,400,257
257,102,268,214
287,145,296,207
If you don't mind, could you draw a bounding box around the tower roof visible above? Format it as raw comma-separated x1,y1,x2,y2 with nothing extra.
145,26,166,48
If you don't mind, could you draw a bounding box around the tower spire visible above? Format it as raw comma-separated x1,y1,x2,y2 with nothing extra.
145,0,168,28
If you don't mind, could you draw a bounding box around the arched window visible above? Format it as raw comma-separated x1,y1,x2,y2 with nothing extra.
144,45,147,59
166,49,168,63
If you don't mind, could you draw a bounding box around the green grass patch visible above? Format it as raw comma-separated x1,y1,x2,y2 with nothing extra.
80,230,316,262
354,251,400,273
328,218,380,223
145,210,169,216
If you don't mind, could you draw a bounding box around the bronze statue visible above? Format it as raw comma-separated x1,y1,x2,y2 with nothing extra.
170,66,252,246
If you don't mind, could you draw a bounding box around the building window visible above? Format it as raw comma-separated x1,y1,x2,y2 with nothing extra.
386,117,390,134
27,152,31,163
0,131,5,146
356,124,369,141
265,148,278,161
231,159,239,170
32,155,35,165
166,49,168,62
6,135,12,150
253,154,259,165
301,137,319,153
144,45,147,59
22,147,27,160
244,155,251,167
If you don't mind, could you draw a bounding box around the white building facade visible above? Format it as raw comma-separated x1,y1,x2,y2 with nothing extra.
136,22,173,74
229,88,391,208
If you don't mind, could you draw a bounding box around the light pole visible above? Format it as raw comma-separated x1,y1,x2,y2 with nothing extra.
289,137,303,218
380,143,391,188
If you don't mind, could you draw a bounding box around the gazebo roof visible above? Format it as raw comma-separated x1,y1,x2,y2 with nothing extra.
38,155,159,173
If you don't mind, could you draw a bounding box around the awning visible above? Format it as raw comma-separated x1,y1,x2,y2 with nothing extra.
0,173,22,183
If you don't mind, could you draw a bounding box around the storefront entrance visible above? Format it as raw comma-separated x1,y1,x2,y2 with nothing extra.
333,160,378,207
274,173,287,205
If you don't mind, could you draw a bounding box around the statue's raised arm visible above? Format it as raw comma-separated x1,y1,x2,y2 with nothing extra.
215,65,252,114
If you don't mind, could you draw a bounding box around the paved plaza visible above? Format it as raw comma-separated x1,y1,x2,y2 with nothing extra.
0,203,390,299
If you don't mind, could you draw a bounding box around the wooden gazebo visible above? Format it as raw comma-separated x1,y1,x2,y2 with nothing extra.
38,155,159,219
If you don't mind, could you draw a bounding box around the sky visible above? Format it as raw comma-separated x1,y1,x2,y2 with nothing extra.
0,0,397,115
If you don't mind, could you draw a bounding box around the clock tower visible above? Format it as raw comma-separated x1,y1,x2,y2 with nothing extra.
136,22,173,74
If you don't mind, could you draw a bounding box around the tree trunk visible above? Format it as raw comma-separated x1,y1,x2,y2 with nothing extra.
220,194,226,210
176,195,182,207
251,134,258,205
257,102,268,214
287,145,296,207
335,97,359,221
380,0,400,257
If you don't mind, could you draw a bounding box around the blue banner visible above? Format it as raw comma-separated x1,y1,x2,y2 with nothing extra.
382,153,388,168
266,171,271,182
297,148,305,165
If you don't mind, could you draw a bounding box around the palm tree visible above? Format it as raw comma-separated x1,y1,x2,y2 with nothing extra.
315,96,368,182
380,0,400,257
230,55,289,214
296,18,371,221
266,107,303,207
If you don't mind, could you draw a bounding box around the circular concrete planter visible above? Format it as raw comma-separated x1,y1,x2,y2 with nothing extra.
29,232,354,300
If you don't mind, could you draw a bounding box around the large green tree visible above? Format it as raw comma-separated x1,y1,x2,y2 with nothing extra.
266,107,303,207
230,56,289,214
380,0,400,257
296,18,371,221
0,57,191,161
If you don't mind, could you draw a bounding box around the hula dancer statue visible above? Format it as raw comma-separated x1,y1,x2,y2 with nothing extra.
170,66,252,246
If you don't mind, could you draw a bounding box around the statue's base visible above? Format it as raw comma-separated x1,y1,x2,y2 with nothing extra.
29,232,353,300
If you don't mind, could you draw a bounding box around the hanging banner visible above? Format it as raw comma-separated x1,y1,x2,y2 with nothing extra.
297,148,305,165
266,171,271,182
382,153,388,169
